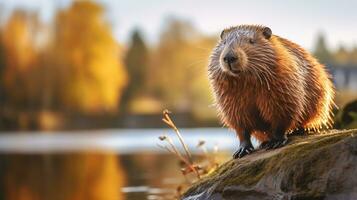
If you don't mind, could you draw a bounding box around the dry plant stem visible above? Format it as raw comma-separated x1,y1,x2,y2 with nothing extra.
157,143,200,179
163,136,192,168
162,110,193,164
157,144,188,165
162,110,201,179
165,135,184,158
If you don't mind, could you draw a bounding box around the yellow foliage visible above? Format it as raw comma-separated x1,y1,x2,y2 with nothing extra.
129,96,163,114
2,11,37,73
151,19,217,119
54,1,127,113
1,10,39,105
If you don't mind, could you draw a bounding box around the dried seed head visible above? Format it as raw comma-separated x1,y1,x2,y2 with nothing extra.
158,135,167,141
163,109,171,115
197,140,205,147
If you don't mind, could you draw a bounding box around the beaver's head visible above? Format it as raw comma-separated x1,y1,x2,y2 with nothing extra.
209,25,276,78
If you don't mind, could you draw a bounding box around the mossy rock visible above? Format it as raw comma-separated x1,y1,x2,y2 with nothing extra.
182,129,357,200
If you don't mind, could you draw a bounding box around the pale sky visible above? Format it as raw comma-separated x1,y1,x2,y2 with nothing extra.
1,0,357,50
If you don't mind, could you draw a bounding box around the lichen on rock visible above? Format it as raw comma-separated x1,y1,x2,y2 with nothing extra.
182,129,357,200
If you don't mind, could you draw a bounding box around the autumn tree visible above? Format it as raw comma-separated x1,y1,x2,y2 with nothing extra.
0,31,5,106
151,18,216,119
121,29,149,112
53,1,127,113
334,45,351,66
1,10,39,110
350,46,357,64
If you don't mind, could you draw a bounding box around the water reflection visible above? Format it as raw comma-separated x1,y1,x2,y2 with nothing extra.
0,129,234,200
1,153,126,200
0,152,232,200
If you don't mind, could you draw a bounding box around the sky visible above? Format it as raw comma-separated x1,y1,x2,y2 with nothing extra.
0,0,357,50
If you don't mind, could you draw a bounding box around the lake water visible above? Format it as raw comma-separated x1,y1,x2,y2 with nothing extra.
0,128,241,200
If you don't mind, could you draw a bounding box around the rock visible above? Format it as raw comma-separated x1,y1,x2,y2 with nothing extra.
182,129,357,200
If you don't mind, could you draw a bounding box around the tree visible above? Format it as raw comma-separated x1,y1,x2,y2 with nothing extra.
53,1,127,113
121,29,149,112
334,45,350,66
0,31,7,129
0,32,6,106
350,46,357,64
313,33,333,64
151,18,216,119
1,10,39,110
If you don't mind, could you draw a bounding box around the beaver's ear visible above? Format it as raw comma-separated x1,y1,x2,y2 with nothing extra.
262,27,272,39
220,29,226,39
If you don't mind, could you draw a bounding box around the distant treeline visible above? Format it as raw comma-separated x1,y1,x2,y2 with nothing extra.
314,33,357,66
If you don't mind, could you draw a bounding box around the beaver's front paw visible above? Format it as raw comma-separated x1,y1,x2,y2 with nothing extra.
233,143,254,159
261,137,288,150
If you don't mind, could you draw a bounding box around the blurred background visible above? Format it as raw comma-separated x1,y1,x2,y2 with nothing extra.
0,0,356,199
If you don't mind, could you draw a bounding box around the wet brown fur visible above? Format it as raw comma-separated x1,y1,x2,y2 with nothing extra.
209,25,335,145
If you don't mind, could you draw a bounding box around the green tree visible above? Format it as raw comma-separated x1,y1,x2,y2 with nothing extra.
313,33,333,64
122,29,149,112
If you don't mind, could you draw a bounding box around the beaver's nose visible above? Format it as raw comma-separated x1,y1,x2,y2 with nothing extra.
223,52,238,65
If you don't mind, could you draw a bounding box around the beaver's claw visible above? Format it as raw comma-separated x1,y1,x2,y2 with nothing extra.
261,137,288,150
233,143,254,159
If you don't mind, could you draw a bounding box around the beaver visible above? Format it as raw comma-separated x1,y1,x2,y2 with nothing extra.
208,25,335,158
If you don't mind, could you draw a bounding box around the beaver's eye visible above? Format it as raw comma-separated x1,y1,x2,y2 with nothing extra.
249,38,255,44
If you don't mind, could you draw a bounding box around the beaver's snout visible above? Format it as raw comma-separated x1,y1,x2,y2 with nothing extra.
223,51,238,66
220,47,247,75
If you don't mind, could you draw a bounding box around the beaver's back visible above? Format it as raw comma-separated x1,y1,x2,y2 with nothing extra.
276,36,334,130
